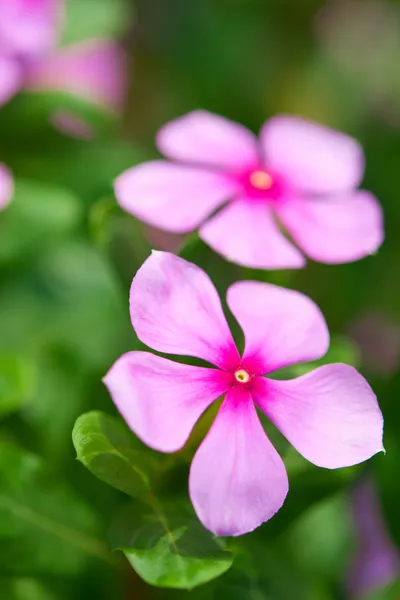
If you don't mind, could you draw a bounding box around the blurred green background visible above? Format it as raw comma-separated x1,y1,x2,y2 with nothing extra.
0,0,399,599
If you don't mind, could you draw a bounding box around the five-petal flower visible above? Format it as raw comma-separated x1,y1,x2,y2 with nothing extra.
115,110,384,270
104,251,384,536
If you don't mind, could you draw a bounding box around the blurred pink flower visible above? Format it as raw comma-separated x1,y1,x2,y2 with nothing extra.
347,477,399,598
0,2,126,128
0,0,61,106
115,111,384,269
104,251,384,536
25,39,126,112
0,163,14,209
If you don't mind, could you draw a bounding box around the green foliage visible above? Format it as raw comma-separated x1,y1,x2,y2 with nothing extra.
0,578,58,600
0,355,36,418
109,500,233,589
73,411,158,497
73,411,234,589
0,440,110,574
0,179,82,264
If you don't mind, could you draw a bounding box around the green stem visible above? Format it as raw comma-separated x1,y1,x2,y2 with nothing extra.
1,497,117,565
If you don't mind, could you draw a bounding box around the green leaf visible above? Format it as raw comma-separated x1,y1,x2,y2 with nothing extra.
0,355,36,418
0,440,110,574
109,499,233,589
73,411,158,498
0,179,82,264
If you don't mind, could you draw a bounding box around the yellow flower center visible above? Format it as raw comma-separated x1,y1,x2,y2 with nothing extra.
234,369,250,384
249,170,273,190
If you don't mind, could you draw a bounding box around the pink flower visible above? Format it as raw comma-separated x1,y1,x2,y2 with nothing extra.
0,163,14,209
115,111,384,270
104,251,384,536
0,0,61,106
25,38,126,137
25,39,126,112
0,1,126,126
346,477,399,598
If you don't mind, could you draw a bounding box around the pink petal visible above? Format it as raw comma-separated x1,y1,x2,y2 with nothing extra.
0,163,14,209
199,198,305,269
0,56,22,106
130,251,240,369
115,160,238,234
104,352,231,453
26,39,125,110
260,116,365,194
226,281,329,374
189,386,289,536
254,365,384,469
277,191,384,264
157,110,260,171
0,0,61,58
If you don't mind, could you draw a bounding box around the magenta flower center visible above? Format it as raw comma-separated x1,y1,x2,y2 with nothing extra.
234,368,251,384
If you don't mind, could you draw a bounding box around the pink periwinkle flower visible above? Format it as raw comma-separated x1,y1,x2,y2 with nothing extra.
0,163,14,209
115,111,384,270
104,251,384,536
346,477,399,598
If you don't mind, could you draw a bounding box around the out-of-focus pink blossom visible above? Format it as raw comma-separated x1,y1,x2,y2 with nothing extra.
347,476,400,598
25,39,126,112
0,0,61,106
0,0,60,59
0,163,14,209
115,111,384,270
0,2,126,128
104,251,383,536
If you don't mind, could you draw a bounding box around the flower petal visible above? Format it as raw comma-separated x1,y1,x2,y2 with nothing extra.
130,251,240,369
277,191,384,264
253,365,384,469
115,160,238,233
199,199,305,270
0,163,14,209
0,56,22,107
157,110,260,171
189,386,288,536
104,352,231,453
227,281,329,373
260,116,364,194
25,39,126,110
0,0,60,58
